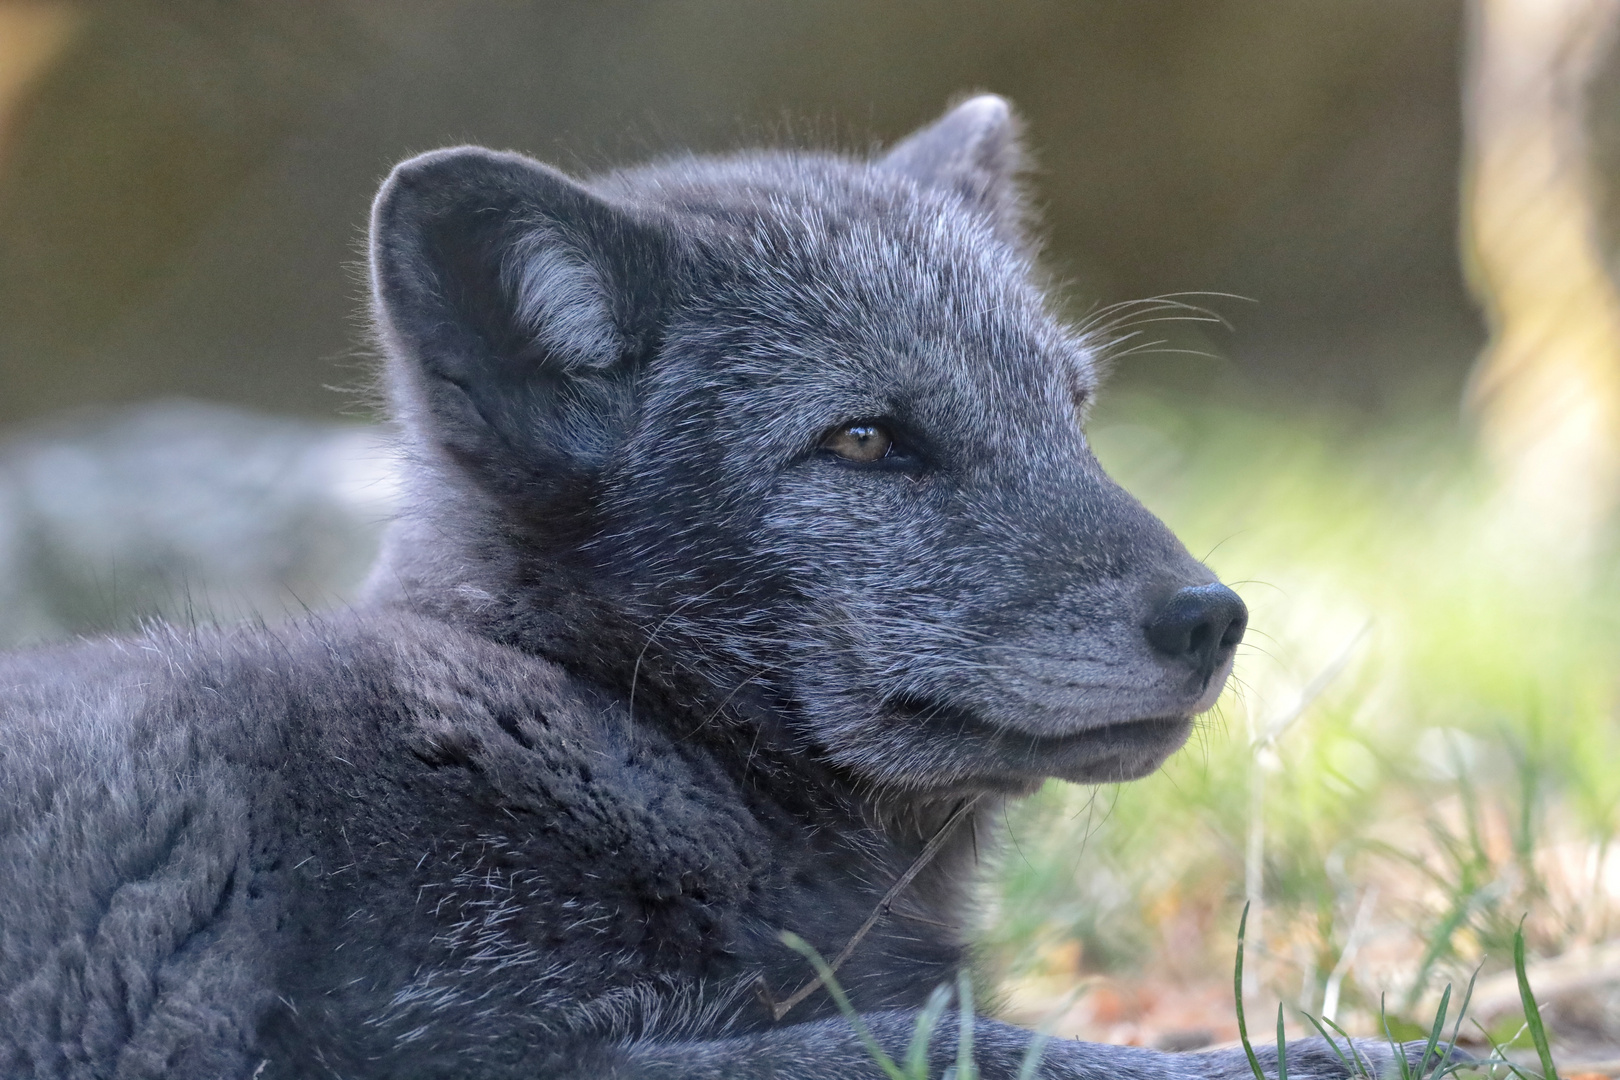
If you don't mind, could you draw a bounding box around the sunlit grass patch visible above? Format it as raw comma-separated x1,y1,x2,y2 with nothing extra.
981,394,1620,1055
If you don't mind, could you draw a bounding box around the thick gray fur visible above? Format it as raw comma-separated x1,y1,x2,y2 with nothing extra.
0,96,1438,1078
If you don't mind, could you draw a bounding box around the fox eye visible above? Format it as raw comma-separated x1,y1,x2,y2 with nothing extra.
822,423,893,463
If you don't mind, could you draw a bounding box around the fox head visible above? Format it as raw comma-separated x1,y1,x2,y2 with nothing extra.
367,96,1245,796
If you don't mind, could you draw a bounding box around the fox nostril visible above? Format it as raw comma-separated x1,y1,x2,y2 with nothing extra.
1145,583,1248,676
1219,613,1246,649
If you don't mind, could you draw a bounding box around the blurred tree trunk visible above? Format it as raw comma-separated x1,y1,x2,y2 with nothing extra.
1462,0,1620,553
0,3,82,169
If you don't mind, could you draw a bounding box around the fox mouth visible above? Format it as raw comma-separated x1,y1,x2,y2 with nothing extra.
886,695,1194,788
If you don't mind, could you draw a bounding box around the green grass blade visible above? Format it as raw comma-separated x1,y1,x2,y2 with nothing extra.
1234,902,1268,1080
1303,1012,1361,1076
1514,923,1559,1080
781,932,908,1080
1415,982,1453,1078
1444,967,1480,1069
1320,1013,1377,1077
1277,1003,1289,1080
905,984,953,1080
1381,993,1415,1080
955,969,978,1080
1474,1019,1538,1080
1014,1032,1052,1080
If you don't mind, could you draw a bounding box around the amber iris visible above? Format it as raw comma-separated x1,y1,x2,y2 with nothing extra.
822,423,893,463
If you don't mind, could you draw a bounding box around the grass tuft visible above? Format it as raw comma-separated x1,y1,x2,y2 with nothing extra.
781,931,986,1080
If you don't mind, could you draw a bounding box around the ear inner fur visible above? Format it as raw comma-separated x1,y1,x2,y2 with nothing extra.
370,146,671,482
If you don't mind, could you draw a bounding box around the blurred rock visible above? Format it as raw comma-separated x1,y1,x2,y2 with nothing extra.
1543,982,1620,1054
0,399,396,647
1151,1028,1215,1053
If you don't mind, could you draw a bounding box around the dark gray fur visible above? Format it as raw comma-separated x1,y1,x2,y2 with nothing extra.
0,97,1438,1078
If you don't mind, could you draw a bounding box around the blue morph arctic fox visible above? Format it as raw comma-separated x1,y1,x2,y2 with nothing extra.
0,97,1424,1078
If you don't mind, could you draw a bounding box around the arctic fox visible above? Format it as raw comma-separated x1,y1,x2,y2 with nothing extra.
0,96,1435,1079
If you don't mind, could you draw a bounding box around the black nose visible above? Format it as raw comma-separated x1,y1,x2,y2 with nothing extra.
1145,583,1247,677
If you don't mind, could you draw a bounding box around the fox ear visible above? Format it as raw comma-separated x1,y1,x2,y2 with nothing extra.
370,147,671,490
879,94,1029,247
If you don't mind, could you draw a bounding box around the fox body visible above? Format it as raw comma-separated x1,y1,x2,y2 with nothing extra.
0,98,1423,1079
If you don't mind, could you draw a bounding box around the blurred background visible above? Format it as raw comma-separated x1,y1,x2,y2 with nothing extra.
2,0,1619,1070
